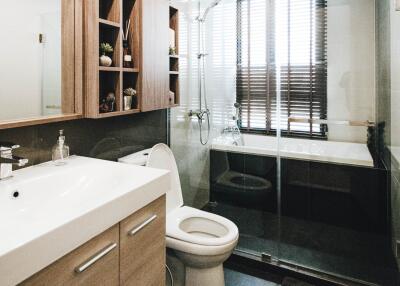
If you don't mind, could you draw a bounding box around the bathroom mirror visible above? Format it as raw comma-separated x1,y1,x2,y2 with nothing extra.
0,0,82,129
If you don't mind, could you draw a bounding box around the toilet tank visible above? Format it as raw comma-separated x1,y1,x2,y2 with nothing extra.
118,149,152,166
119,144,184,214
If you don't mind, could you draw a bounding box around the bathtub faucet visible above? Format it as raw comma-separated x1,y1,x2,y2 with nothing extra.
221,103,244,145
222,126,243,146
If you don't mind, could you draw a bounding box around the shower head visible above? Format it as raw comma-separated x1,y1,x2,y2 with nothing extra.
209,0,222,8
198,0,222,22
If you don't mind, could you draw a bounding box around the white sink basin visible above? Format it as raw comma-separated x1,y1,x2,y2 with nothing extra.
0,156,169,285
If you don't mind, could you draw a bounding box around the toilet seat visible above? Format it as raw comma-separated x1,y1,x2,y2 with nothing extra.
146,144,238,254
167,206,238,246
146,144,184,213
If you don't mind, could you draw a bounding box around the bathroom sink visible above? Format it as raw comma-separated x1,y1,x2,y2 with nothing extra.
0,156,169,285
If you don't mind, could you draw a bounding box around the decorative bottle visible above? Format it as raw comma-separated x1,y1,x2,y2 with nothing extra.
123,40,133,68
52,130,70,165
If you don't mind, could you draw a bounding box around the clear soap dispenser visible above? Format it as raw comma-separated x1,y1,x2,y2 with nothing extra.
52,129,70,165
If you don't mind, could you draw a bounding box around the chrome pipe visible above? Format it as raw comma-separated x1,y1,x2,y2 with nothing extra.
287,117,375,127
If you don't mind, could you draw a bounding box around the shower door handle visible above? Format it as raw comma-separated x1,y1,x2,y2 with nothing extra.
288,117,375,127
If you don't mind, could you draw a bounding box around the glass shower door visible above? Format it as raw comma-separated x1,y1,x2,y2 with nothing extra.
274,0,399,285
226,150,280,261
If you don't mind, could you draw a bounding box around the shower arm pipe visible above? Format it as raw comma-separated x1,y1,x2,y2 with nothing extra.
288,117,375,127
197,0,222,22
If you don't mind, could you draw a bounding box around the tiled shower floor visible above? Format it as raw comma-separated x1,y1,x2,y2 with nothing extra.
206,203,399,286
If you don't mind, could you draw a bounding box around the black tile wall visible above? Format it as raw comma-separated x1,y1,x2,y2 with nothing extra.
0,110,167,167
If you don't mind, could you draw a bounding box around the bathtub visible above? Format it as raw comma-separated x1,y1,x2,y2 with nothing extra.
211,134,374,167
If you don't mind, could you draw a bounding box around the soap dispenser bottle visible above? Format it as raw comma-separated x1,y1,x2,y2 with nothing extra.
52,129,70,165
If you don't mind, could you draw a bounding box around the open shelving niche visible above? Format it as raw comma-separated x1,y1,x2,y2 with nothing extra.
92,0,141,118
169,6,180,107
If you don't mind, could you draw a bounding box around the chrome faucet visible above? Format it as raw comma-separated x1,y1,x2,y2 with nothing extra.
0,142,29,180
222,103,244,145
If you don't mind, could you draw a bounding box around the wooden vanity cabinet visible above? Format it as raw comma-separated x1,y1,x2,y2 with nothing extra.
120,195,166,285
20,225,120,286
20,195,166,286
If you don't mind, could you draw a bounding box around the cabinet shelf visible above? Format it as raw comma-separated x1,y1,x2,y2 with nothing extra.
85,0,143,118
99,66,121,72
85,0,176,117
98,18,121,28
98,109,140,118
169,6,180,107
123,67,139,73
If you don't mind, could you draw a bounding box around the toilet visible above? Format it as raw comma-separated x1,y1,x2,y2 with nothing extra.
119,144,239,286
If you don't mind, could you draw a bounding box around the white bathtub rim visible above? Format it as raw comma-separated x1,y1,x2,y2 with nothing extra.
211,136,374,168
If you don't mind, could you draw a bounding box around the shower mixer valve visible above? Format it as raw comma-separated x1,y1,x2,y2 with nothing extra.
189,109,210,120
197,53,209,59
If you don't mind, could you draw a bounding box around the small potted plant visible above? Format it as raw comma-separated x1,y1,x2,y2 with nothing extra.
100,43,114,67
123,88,137,110
169,46,176,56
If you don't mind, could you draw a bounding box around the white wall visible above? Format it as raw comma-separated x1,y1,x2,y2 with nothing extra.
0,0,61,121
327,0,376,143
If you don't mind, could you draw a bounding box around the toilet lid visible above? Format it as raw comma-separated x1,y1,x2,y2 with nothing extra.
146,144,184,213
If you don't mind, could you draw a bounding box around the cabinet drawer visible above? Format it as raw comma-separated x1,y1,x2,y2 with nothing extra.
20,224,119,286
120,195,166,286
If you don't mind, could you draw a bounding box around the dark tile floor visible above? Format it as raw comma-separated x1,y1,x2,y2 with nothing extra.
208,203,399,286
225,268,279,286
224,261,320,286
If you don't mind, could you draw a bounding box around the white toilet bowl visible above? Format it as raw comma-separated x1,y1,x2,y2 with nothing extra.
167,206,238,285
119,144,239,286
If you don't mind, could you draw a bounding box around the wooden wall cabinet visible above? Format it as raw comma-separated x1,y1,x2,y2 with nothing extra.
84,0,179,118
169,6,180,107
20,196,166,286
84,0,142,118
140,0,170,112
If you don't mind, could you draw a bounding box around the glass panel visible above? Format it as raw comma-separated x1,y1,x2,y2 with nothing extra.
276,0,399,285
169,0,400,285
277,125,398,285
210,150,280,258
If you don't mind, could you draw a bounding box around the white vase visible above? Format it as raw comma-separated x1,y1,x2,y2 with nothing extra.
100,55,112,67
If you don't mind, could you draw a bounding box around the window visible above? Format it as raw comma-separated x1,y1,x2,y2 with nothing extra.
237,0,327,138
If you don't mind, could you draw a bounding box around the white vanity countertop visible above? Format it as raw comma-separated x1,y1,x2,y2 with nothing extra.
0,156,169,286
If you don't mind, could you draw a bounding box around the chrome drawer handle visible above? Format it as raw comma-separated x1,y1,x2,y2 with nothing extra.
75,242,117,274
128,214,157,236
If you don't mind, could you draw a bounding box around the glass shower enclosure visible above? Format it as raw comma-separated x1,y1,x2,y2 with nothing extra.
170,0,400,285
